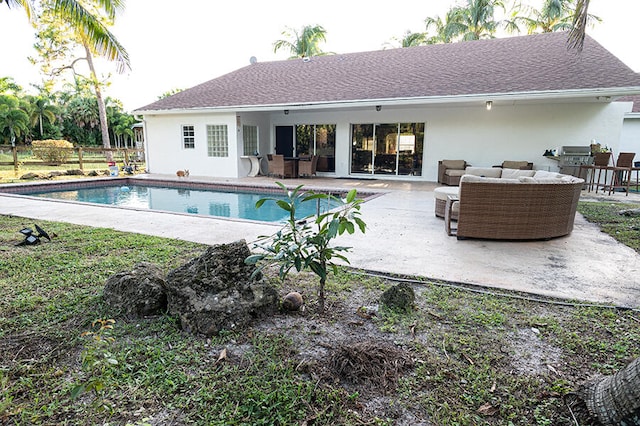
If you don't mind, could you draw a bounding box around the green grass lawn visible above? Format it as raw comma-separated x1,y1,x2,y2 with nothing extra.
0,202,638,425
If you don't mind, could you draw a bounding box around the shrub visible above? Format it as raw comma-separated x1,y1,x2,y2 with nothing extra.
246,183,366,312
31,139,74,164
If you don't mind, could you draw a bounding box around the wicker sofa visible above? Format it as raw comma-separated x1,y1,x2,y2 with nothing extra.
434,166,524,219
444,170,584,240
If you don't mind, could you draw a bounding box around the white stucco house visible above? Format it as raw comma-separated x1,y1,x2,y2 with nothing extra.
133,32,640,181
618,95,640,159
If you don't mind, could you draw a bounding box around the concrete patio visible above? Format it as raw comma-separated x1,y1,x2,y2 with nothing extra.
1,174,639,308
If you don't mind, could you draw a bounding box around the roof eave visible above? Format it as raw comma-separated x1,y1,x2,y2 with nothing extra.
134,87,640,115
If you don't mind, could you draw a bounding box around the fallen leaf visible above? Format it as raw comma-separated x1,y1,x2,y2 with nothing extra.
215,348,227,364
477,402,499,416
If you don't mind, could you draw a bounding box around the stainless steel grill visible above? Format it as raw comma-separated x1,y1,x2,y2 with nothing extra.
558,146,592,178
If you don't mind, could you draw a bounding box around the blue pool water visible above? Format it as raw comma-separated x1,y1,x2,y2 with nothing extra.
25,184,340,223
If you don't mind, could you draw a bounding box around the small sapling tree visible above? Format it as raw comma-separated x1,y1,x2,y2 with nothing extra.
245,182,366,312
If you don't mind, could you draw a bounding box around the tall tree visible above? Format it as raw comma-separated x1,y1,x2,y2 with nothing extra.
27,95,57,138
568,0,591,50
2,0,129,71
0,77,24,95
424,9,460,44
384,30,427,49
520,0,600,34
273,24,330,59
443,0,509,41
30,0,128,159
0,94,30,146
399,31,427,47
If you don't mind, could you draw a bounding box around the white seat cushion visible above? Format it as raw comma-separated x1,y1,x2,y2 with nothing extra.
464,167,502,178
444,169,467,177
501,168,536,179
434,186,459,200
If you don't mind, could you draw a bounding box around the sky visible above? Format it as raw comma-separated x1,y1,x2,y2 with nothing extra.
1,0,639,112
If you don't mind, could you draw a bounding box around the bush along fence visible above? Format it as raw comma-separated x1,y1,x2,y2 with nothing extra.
0,143,145,174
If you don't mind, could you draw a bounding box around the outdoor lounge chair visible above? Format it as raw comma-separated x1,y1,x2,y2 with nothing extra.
494,161,533,170
438,160,469,186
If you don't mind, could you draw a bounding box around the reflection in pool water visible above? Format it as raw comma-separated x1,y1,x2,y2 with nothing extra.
25,184,341,223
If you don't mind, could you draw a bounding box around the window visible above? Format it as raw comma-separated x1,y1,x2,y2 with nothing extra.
243,125,258,155
207,124,228,157
295,124,336,172
182,125,195,149
350,122,424,176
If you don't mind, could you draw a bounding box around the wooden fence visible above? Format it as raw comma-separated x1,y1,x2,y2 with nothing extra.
0,145,145,173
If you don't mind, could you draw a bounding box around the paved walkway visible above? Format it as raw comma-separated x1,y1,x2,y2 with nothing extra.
1,174,639,308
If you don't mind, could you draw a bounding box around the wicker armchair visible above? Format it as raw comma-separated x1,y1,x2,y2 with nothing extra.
298,155,318,177
494,161,533,170
438,160,469,186
267,154,295,178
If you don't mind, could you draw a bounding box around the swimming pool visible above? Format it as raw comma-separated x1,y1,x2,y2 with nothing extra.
9,179,349,223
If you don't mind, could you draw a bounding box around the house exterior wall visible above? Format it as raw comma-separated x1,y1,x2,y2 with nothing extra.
619,115,640,157
423,101,629,177
144,112,238,177
143,101,630,181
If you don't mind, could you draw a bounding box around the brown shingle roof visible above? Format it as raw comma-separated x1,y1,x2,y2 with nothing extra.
136,32,640,112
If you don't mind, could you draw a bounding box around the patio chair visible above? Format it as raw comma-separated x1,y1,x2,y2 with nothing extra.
267,154,295,178
298,155,318,177
494,160,533,170
581,151,612,192
606,152,636,195
438,160,469,186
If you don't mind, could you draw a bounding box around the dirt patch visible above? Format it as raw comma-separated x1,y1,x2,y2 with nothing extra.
327,340,415,392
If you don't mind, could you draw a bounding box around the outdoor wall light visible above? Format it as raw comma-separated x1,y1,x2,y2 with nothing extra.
485,101,492,111
284,109,289,115
376,105,382,112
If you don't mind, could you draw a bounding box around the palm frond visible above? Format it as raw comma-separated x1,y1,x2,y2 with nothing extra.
52,0,130,72
3,0,33,20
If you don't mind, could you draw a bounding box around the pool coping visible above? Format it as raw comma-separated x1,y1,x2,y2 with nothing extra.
0,176,384,225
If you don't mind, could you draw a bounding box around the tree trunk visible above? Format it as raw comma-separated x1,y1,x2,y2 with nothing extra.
578,356,640,425
84,42,112,162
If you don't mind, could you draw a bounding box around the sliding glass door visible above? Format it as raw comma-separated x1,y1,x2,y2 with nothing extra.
351,122,424,176
295,124,336,172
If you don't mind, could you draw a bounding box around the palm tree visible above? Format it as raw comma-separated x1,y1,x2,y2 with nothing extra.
2,0,129,71
520,0,600,35
0,94,31,146
444,0,508,41
0,0,32,18
568,0,591,50
384,31,427,49
398,31,427,47
27,95,57,138
577,356,640,425
424,9,459,44
273,24,330,59
27,0,129,160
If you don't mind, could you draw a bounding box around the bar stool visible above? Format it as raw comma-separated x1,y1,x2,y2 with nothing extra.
582,152,612,193
606,152,635,196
